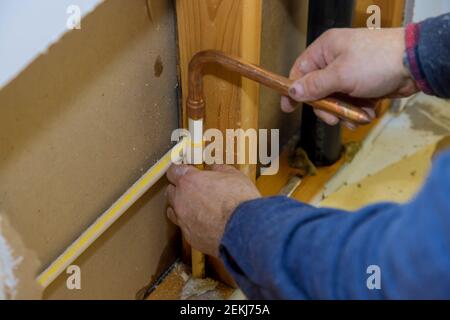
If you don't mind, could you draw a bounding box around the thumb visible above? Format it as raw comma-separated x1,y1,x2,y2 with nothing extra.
289,66,343,102
166,164,199,185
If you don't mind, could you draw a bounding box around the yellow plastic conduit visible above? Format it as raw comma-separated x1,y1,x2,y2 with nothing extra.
37,139,186,288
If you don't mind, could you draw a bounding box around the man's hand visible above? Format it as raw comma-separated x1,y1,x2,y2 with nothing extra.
281,28,419,125
166,164,261,257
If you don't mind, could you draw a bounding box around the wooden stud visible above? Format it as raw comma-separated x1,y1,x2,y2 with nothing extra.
238,0,262,180
353,0,405,28
176,0,263,285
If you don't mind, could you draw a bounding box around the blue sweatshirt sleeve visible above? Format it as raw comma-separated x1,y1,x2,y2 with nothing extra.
405,13,450,98
219,151,450,299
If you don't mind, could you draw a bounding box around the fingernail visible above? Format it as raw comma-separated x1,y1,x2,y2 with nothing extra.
299,60,309,73
289,82,305,100
281,97,295,113
173,165,189,177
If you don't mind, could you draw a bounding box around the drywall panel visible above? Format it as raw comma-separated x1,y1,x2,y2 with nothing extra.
0,0,180,299
0,214,42,299
259,0,308,147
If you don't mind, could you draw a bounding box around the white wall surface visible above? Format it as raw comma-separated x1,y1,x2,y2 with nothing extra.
413,0,450,22
0,0,102,88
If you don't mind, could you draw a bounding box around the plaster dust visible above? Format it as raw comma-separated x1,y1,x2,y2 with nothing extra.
0,220,20,300
434,135,450,158
319,95,450,210
0,214,42,299
0,0,180,299
405,96,450,136
320,144,435,211
317,94,450,203
147,263,235,300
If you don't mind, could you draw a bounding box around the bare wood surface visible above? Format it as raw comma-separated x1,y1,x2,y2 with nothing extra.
353,0,405,28
176,0,262,286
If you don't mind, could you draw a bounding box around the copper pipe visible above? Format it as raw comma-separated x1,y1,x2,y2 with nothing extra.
187,50,373,125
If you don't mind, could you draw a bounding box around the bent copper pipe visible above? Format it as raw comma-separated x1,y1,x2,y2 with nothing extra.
187,50,373,125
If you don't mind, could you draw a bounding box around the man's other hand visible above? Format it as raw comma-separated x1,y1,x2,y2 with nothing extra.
281,28,419,125
166,164,261,257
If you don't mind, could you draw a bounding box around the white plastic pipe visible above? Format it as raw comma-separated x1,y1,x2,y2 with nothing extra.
187,117,206,279
188,117,203,165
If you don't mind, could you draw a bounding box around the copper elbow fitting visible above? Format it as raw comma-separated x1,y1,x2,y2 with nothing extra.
186,50,373,125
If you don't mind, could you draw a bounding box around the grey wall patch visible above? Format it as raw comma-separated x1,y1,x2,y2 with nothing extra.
0,220,22,299
0,214,43,300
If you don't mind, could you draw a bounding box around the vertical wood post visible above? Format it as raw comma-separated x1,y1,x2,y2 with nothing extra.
176,0,262,285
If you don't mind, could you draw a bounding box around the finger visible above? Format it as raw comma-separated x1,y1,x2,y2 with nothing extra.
291,52,323,79
165,184,176,208
314,109,340,126
166,164,198,186
280,96,299,113
280,56,307,113
289,29,343,84
166,207,179,226
289,65,343,102
281,56,307,113
210,164,239,173
282,40,327,113
290,40,329,79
